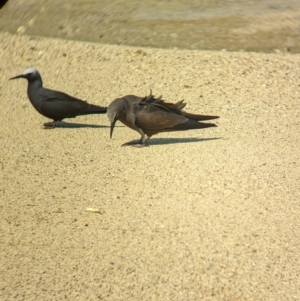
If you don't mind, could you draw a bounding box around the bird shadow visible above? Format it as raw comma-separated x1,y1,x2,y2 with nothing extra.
122,137,221,146
43,121,111,129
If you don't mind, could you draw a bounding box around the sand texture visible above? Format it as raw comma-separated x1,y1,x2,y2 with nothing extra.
0,32,300,300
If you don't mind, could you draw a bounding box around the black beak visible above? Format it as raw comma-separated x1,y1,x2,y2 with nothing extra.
9,74,24,80
110,119,117,139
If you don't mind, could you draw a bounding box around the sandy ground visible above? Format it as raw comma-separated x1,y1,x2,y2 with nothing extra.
0,31,299,300
2,0,300,53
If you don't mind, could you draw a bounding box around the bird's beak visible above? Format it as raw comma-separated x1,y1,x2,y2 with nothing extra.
9,74,24,80
110,119,117,139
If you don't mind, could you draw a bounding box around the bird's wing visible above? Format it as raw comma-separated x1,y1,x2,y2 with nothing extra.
135,103,188,131
182,111,219,121
140,93,219,121
41,88,88,105
122,95,144,105
140,95,184,114
39,89,88,119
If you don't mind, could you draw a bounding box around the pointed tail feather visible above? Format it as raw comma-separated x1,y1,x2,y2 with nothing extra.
172,120,217,131
182,112,219,121
79,104,107,115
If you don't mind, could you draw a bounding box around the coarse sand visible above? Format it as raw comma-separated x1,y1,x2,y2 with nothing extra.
0,32,299,300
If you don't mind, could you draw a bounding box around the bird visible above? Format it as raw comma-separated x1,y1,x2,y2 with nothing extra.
107,90,219,147
9,68,107,128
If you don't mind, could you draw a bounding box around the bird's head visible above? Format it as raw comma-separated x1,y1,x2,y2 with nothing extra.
9,67,42,82
107,98,126,139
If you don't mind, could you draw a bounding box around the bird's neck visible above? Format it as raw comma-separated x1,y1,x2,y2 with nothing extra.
27,79,43,106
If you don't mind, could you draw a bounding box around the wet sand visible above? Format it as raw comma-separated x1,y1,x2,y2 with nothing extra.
0,31,300,300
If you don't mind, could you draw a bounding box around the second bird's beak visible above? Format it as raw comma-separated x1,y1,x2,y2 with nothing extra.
110,119,117,139
9,74,24,80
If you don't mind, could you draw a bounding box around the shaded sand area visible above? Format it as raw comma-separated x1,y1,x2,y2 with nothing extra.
1,0,300,53
0,32,300,300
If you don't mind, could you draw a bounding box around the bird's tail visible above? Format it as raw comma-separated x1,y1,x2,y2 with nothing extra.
173,120,217,131
182,112,219,121
80,104,107,115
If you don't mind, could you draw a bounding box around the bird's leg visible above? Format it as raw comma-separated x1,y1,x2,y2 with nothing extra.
131,128,147,148
122,126,148,147
144,135,151,146
52,120,63,128
43,120,57,129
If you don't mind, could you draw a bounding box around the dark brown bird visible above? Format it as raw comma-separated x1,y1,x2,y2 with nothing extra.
107,91,219,147
10,68,107,128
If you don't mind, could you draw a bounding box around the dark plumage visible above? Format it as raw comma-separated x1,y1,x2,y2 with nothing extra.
107,91,219,147
10,68,107,128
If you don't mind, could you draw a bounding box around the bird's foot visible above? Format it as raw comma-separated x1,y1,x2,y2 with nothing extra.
43,120,64,129
131,143,147,148
43,122,56,129
122,140,148,147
